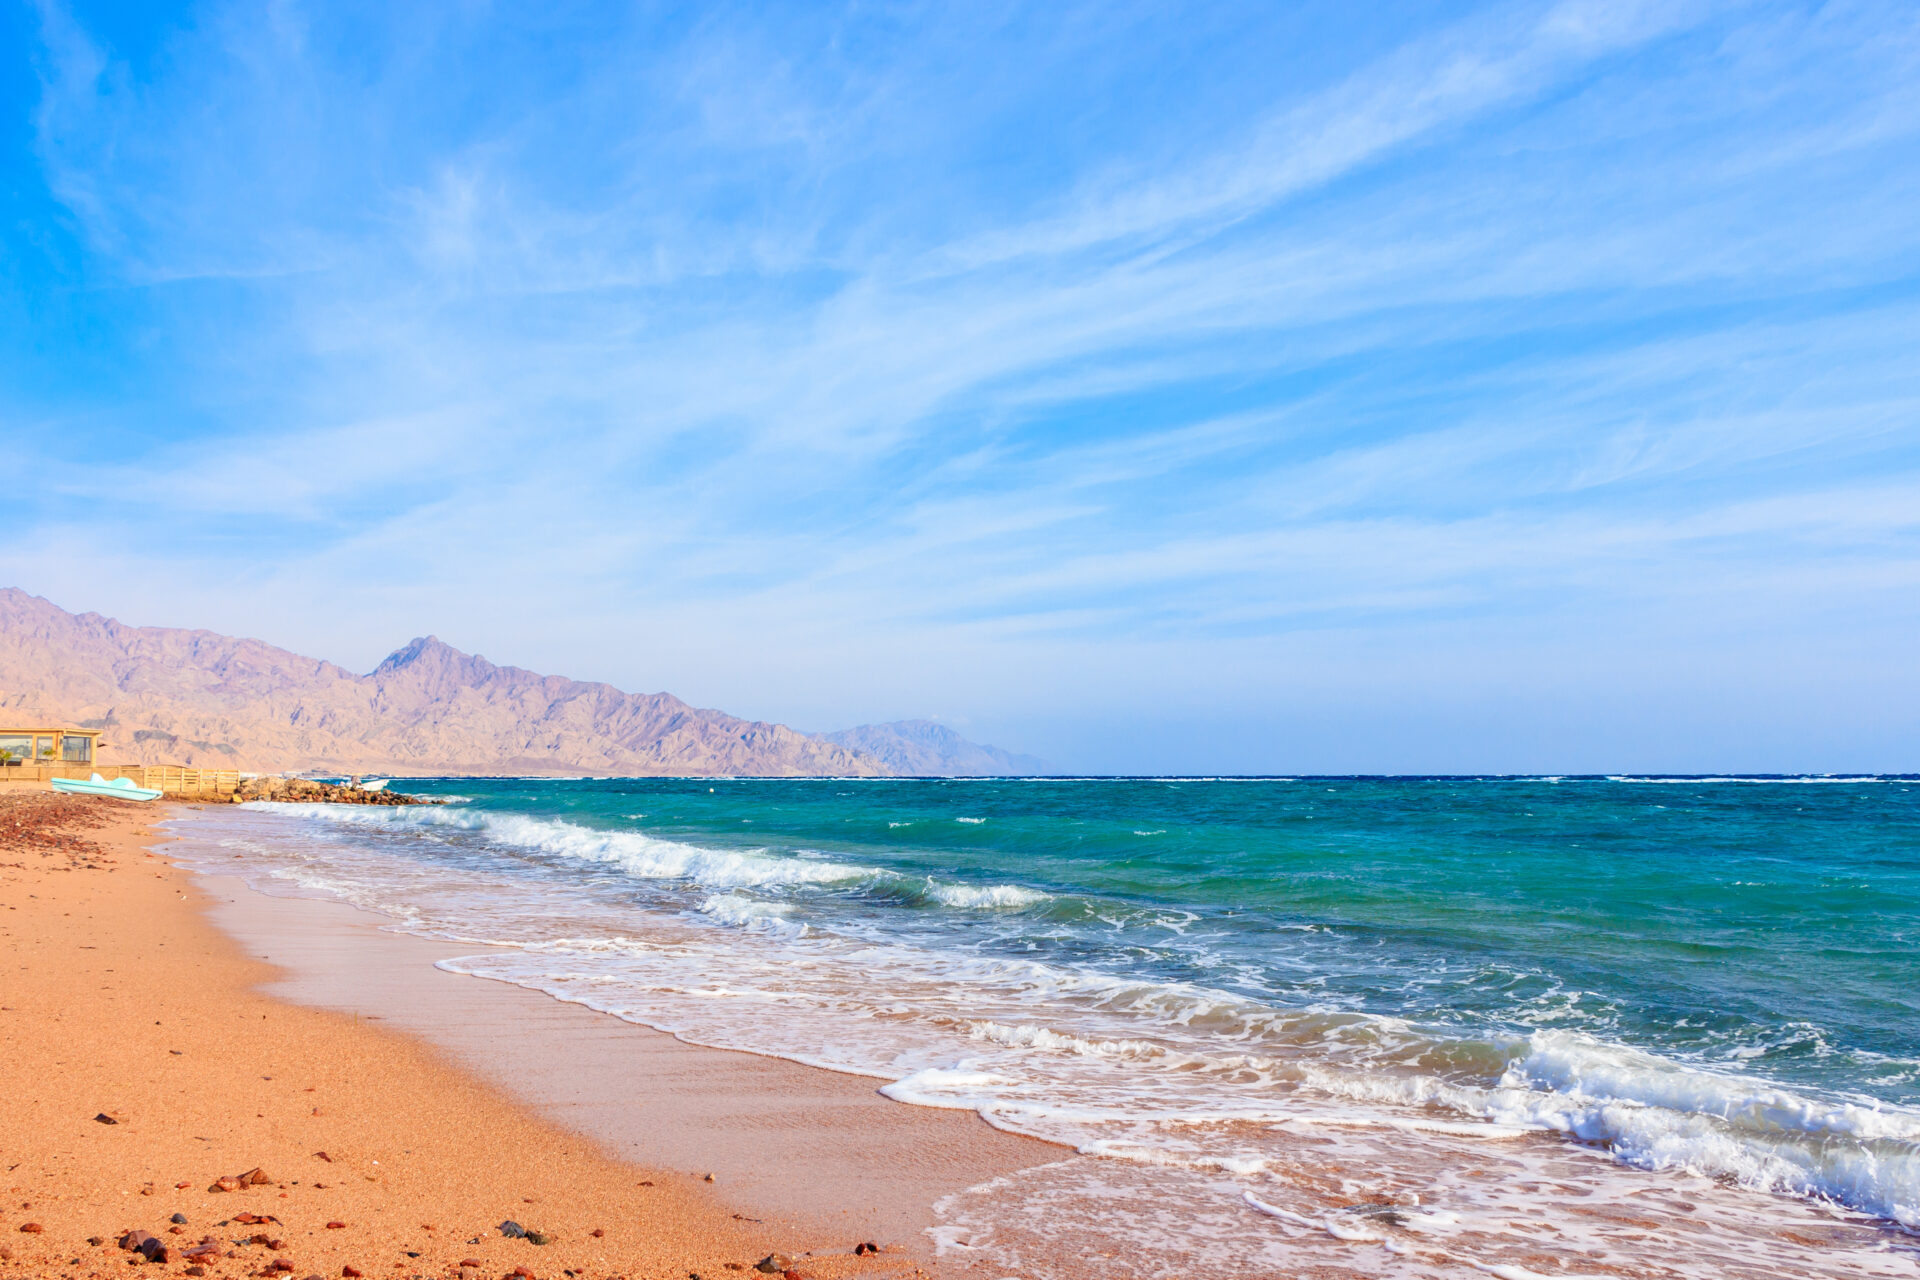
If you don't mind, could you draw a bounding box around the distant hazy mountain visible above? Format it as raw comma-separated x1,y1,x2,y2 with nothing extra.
0,588,884,777
820,719,1054,776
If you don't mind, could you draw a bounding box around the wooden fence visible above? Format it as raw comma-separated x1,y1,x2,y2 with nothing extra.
120,765,243,798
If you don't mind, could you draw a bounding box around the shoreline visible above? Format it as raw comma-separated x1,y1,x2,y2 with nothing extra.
0,796,1059,1280
182,842,1065,1245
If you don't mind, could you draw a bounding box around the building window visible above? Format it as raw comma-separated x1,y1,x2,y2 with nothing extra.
62,736,92,764
0,735,28,764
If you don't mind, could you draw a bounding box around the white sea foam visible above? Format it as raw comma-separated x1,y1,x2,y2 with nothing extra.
955,816,988,824
245,801,877,890
697,894,804,934
925,882,1051,909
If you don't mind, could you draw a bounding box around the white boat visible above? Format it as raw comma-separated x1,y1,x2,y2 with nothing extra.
358,778,390,792
51,773,164,802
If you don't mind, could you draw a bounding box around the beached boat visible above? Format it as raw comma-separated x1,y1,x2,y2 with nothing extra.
50,773,165,802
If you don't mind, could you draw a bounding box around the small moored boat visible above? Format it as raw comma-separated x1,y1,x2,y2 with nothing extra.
51,773,165,802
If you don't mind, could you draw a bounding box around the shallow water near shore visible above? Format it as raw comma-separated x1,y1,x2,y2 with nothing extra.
167,776,1920,1277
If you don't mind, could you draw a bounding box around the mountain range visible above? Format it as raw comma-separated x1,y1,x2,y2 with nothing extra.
822,720,1053,776
0,589,1050,777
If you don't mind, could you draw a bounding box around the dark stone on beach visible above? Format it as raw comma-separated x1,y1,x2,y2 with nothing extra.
118,1235,168,1264
342,1267,362,1278
171,1214,189,1225
95,1112,119,1124
459,1260,482,1269
754,1255,791,1274
589,1229,604,1239
184,1268,206,1277
499,1221,526,1239
18,1222,43,1233
853,1242,879,1256
526,1231,549,1246
89,1236,105,1246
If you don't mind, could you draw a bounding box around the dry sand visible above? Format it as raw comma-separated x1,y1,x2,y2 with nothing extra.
0,794,1058,1280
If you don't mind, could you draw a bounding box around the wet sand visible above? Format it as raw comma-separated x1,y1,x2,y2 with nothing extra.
0,794,1058,1280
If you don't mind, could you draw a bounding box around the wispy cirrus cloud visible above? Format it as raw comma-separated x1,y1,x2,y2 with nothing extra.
5,0,1920,771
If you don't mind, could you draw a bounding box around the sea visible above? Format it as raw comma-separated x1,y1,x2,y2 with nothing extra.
165,776,1920,1279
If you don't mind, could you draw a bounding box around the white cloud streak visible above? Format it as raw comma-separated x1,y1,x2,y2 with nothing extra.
7,0,1920,770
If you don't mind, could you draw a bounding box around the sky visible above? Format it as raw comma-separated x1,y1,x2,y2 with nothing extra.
3,0,1918,774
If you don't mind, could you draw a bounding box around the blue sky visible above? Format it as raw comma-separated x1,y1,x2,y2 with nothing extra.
4,0,1918,773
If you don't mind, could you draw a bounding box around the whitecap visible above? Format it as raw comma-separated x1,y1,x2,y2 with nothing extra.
926,882,1051,909
243,801,877,890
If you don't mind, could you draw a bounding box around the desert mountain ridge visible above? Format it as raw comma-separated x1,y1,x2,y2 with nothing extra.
822,719,1054,776
0,588,1043,777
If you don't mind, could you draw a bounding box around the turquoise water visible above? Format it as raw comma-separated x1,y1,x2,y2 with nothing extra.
174,776,1920,1277
399,774,1920,1107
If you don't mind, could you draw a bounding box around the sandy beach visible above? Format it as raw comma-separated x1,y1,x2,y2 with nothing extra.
0,793,1056,1280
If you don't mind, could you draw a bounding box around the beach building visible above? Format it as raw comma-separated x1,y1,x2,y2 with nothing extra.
0,725,100,774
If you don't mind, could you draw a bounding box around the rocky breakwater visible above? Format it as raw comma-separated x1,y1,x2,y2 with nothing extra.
227,778,441,806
